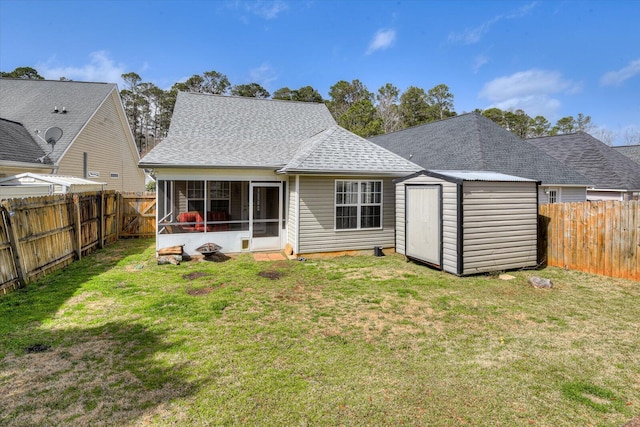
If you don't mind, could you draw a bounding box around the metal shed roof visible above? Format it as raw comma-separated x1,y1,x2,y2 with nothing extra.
396,170,539,184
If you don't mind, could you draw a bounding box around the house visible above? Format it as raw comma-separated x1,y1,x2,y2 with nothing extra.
0,78,145,192
0,118,53,176
613,145,640,166
368,113,592,204
395,170,539,275
139,92,421,255
0,172,106,199
529,132,640,201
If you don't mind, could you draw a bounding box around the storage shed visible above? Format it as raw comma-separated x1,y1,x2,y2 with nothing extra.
0,173,106,199
395,170,540,275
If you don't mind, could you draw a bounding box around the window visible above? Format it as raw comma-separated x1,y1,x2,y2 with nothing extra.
547,189,558,204
208,181,230,213
335,180,382,230
187,181,204,211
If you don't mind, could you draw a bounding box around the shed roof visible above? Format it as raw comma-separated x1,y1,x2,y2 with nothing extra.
396,170,539,184
0,172,106,187
369,112,591,186
528,132,640,191
140,92,420,174
0,78,117,165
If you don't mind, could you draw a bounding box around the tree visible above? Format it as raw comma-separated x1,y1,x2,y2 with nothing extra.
530,116,551,137
552,116,576,135
376,83,401,133
121,72,144,151
504,109,531,139
0,66,44,79
202,70,230,94
327,79,372,120
338,99,383,137
575,113,593,133
426,83,455,120
399,86,430,128
273,85,323,102
231,83,270,98
622,128,640,145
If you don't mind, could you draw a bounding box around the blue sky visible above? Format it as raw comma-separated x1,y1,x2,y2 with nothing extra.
1,0,638,144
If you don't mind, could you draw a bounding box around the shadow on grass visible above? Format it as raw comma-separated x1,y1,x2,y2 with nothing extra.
0,238,206,425
0,320,201,425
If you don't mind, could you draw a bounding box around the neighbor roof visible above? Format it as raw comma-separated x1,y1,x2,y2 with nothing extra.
0,78,117,164
0,118,51,165
529,132,640,191
368,112,592,186
140,93,421,174
613,145,640,166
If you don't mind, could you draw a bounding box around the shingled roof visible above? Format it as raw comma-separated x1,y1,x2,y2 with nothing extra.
140,92,420,174
0,118,50,165
0,78,117,164
368,112,591,186
614,145,640,166
529,132,640,191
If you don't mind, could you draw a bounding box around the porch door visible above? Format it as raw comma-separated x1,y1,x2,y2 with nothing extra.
249,182,282,251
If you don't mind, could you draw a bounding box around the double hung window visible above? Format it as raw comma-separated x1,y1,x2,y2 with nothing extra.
335,180,382,230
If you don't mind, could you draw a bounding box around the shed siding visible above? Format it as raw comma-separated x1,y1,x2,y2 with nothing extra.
298,176,395,253
462,181,538,274
57,90,145,192
396,175,458,274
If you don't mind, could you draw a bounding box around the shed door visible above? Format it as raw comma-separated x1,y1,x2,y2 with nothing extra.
405,185,441,267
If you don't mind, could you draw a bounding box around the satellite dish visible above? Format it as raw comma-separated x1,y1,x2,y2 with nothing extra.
44,127,63,145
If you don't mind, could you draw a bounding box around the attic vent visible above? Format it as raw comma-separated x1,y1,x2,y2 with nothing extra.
110,172,120,179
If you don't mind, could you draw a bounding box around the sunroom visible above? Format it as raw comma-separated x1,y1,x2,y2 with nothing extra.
156,172,286,254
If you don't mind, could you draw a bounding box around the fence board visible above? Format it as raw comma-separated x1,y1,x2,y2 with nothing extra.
0,191,157,295
540,201,639,281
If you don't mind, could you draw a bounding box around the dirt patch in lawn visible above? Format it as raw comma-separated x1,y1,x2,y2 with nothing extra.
258,270,285,280
182,272,212,280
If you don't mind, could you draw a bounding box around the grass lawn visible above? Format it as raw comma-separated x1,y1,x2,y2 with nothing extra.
0,239,638,426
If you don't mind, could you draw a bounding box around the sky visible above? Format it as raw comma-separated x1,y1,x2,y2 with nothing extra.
0,0,638,145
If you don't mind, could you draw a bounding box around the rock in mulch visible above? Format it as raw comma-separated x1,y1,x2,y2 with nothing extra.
529,276,553,289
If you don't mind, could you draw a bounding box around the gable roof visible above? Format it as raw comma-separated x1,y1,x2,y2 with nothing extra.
368,112,591,186
0,78,117,165
614,145,640,165
529,132,640,191
0,118,51,165
280,125,421,174
140,93,420,174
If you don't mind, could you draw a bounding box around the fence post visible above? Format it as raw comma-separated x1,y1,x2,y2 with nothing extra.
98,191,105,249
73,193,82,260
1,202,28,287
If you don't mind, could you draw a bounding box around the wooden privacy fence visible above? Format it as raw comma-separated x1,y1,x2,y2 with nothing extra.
0,191,155,294
539,200,639,281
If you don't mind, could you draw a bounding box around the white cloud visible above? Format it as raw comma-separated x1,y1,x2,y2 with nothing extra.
38,51,126,85
600,58,640,86
249,62,277,87
479,69,581,117
366,29,396,55
229,0,288,20
448,2,537,45
473,55,489,74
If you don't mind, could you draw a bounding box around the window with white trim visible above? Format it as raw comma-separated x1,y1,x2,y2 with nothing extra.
187,180,205,211
335,180,382,230
547,188,558,204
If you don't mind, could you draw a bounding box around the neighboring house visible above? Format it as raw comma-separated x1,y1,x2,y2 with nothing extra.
368,112,592,203
0,172,106,199
0,78,145,192
139,92,421,255
529,132,640,201
613,145,640,166
0,118,52,176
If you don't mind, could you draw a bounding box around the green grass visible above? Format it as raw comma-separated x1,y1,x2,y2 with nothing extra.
0,239,638,426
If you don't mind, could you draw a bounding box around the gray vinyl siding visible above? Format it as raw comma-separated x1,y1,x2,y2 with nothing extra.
57,90,145,192
287,176,297,251
539,186,587,204
462,181,538,274
395,175,458,274
297,176,395,254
